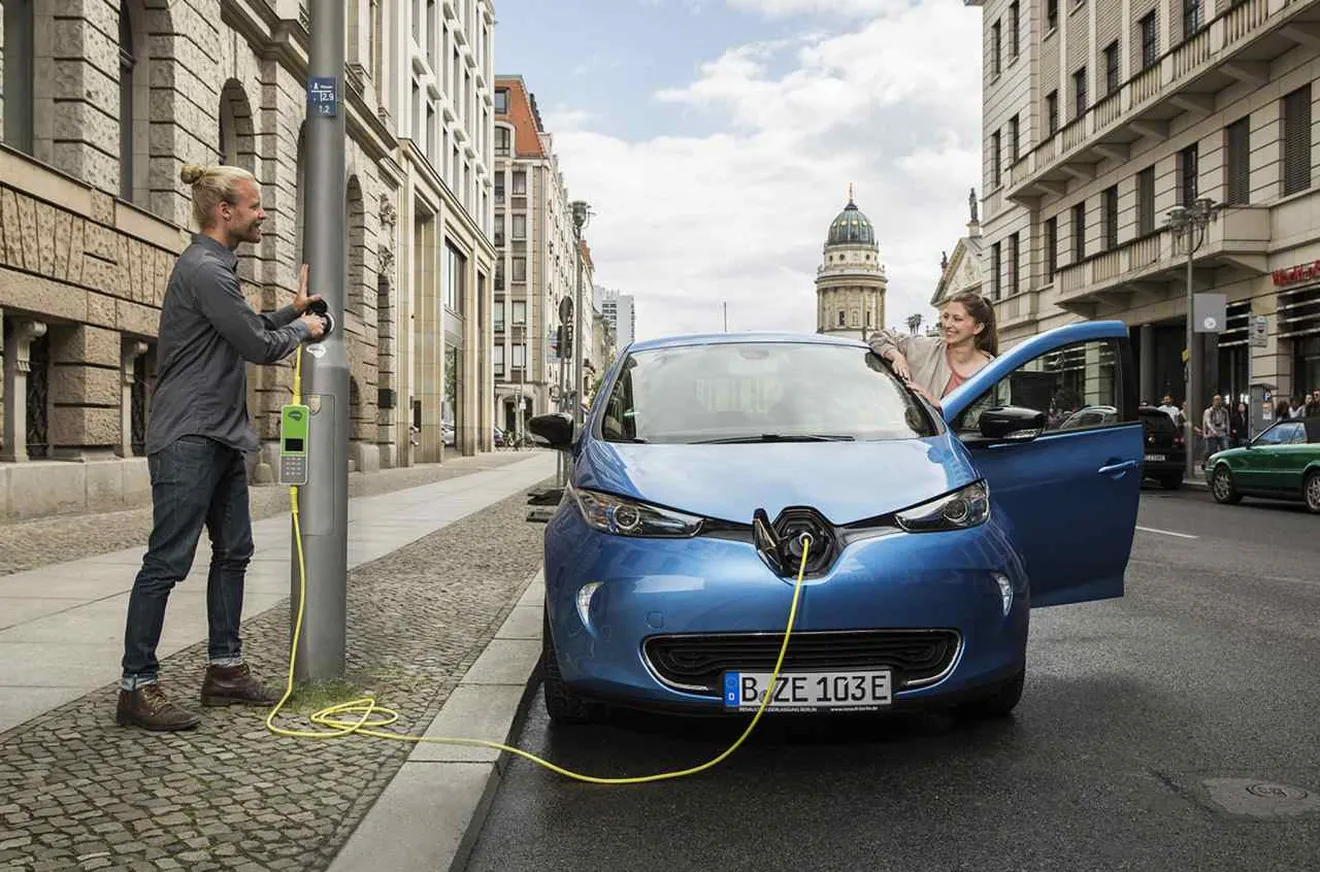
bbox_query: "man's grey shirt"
[145,234,312,455]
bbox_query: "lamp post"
[1165,196,1222,481]
[570,200,591,437]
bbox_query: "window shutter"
[1283,85,1312,196]
[1226,117,1250,205]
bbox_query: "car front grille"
[642,629,961,695]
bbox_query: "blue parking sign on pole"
[308,76,337,118]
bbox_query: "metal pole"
[293,0,348,682]
[573,241,584,436]
[1185,225,1202,482]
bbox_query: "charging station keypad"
[279,454,308,486]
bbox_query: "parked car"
[1137,405,1186,489]
[529,320,1144,725]
[1205,417,1320,512]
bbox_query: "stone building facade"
[816,192,888,341]
[491,75,594,435]
[0,0,495,521]
[971,0,1320,410]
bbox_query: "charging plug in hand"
[305,299,335,339]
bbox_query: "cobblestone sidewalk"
[0,479,552,872]
[0,449,543,576]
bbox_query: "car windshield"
[597,341,938,444]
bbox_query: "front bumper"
[541,503,1031,714]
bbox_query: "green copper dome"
[827,198,875,246]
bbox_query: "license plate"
[1145,454,1166,462]
[722,670,892,712]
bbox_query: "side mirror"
[528,412,575,450]
[977,406,1047,443]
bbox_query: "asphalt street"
[463,485,1320,872]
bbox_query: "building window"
[512,170,527,195]
[493,345,505,377]
[1045,0,1058,32]
[512,344,526,369]
[1072,202,1086,261]
[1140,12,1158,69]
[1102,185,1118,250]
[1137,165,1155,235]
[991,131,1002,186]
[991,20,1001,76]
[1282,84,1312,197]
[1073,67,1087,118]
[443,242,466,313]
[493,214,505,246]
[1007,233,1019,295]
[990,242,1002,299]
[494,176,505,202]
[1225,116,1251,205]
[511,213,527,239]
[1009,3,1020,58]
[512,300,527,324]
[1044,216,1058,283]
[1179,144,1199,204]
[3,0,34,153]
[1046,90,1058,135]
[119,3,137,201]
[1009,115,1019,162]
[511,257,526,282]
[495,126,511,156]
[1183,0,1202,38]
[494,300,505,331]
[1104,42,1119,95]
[494,87,508,114]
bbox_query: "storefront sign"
[1271,260,1320,286]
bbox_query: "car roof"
[626,331,868,353]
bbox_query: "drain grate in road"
[1202,778,1320,819]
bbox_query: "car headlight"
[895,481,990,532]
[567,482,704,537]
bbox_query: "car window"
[1254,421,1305,445]
[1140,410,1178,434]
[952,338,1130,436]
[598,342,938,444]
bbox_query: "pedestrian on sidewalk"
[117,163,328,732]
[1201,395,1231,464]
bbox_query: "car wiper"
[692,433,856,444]
[606,436,649,443]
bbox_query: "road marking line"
[1136,525,1199,540]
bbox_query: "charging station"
[279,404,311,486]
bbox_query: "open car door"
[940,320,1143,608]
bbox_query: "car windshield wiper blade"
[692,433,856,444]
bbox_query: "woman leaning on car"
[869,291,1000,412]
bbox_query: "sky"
[491,0,983,342]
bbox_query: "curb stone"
[324,569,545,872]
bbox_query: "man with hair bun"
[116,162,327,731]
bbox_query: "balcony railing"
[1007,0,1311,200]
[1054,205,1271,304]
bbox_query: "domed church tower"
[816,186,887,340]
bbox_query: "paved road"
[463,487,1320,872]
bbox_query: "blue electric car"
[529,320,1143,724]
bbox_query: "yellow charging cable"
[265,346,813,783]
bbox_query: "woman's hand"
[888,351,912,382]
[906,380,940,410]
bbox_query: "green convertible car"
[1205,417,1320,513]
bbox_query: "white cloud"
[727,0,912,19]
[543,0,983,342]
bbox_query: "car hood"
[574,437,977,526]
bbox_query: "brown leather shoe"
[116,683,201,731]
[200,663,283,707]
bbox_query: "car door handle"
[1098,459,1139,476]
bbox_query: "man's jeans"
[1204,434,1229,460]
[121,436,253,690]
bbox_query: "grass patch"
[286,678,365,714]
